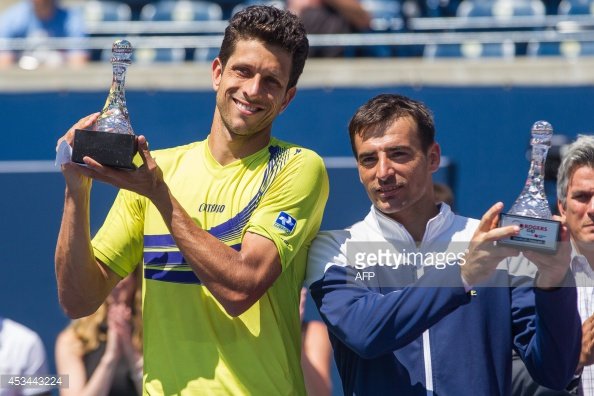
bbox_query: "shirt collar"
[370,203,454,246]
[571,239,594,277]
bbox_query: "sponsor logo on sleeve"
[274,211,297,234]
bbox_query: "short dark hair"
[348,94,435,157]
[218,6,309,90]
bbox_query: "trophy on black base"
[499,121,561,254]
[72,40,137,169]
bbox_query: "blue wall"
[1,85,593,390]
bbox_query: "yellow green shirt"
[92,137,329,395]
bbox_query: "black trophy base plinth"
[72,129,137,169]
[498,213,561,254]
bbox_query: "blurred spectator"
[288,0,371,57]
[0,0,88,69]
[0,317,51,396]
[300,287,333,396]
[55,269,142,396]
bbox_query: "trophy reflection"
[499,121,561,253]
[71,39,137,169]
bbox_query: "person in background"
[288,0,370,57]
[0,0,88,68]
[0,317,51,396]
[300,287,333,396]
[512,135,594,396]
[55,269,142,396]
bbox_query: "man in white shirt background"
[512,134,594,395]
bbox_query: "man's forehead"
[357,117,421,146]
[570,165,594,188]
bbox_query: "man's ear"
[557,199,567,221]
[428,143,441,172]
[212,57,223,91]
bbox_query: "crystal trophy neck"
[93,39,134,134]
[508,120,553,219]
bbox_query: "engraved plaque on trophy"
[71,40,137,169]
[499,121,561,253]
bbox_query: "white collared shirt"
[571,249,594,396]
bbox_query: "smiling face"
[355,116,440,224]
[559,165,594,253]
[211,39,296,141]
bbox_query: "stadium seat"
[528,40,594,58]
[193,47,220,63]
[424,40,516,59]
[457,0,545,19]
[357,0,403,57]
[558,0,594,15]
[84,1,133,22]
[230,0,285,16]
[140,0,224,22]
[361,0,403,32]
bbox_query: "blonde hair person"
[55,268,142,396]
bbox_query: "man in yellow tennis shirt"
[54,6,329,395]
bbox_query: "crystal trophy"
[499,121,561,253]
[71,40,137,169]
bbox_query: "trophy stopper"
[530,120,553,148]
[508,120,553,219]
[112,39,133,65]
[499,120,560,253]
[71,39,137,169]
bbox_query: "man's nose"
[376,156,394,180]
[244,75,263,97]
[588,196,594,215]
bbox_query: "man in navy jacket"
[306,93,581,395]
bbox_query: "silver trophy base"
[72,129,137,169]
[498,213,560,254]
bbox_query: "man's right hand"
[56,113,99,191]
[460,202,521,286]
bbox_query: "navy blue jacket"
[307,205,580,395]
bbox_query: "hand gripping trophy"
[71,39,137,169]
[499,121,561,253]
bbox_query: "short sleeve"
[246,148,329,270]
[92,189,146,278]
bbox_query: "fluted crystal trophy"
[499,121,561,253]
[71,40,137,169]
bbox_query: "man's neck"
[208,114,271,166]
[387,201,441,243]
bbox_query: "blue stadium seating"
[424,40,516,59]
[558,0,594,15]
[84,1,133,22]
[528,40,594,57]
[457,0,545,18]
[140,0,224,22]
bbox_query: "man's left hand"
[522,215,571,289]
[77,135,167,202]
